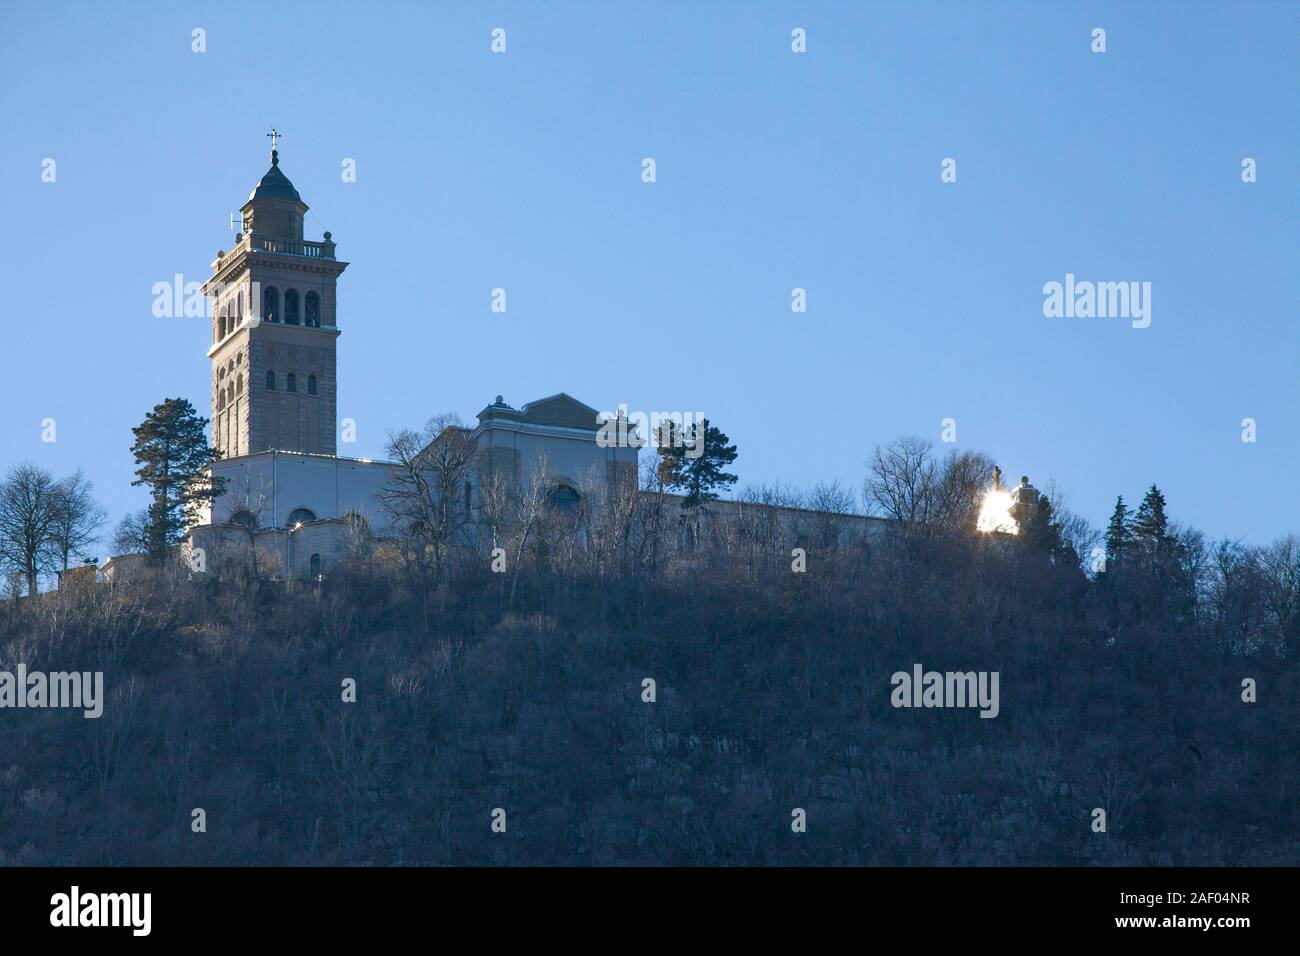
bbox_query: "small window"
[263,286,279,323]
[307,374,317,395]
[309,553,322,579]
[288,507,317,525]
[284,289,300,325]
[305,292,321,328]
[265,370,276,390]
[287,373,297,393]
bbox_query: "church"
[185,147,639,578]
[169,145,882,582]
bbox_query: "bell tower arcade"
[202,141,348,459]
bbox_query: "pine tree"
[129,398,227,560]
[657,417,739,510]
[1132,484,1170,552]
[1104,495,1131,566]
[1022,495,1065,558]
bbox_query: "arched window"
[305,292,320,328]
[284,289,300,325]
[307,374,317,395]
[547,485,580,514]
[287,373,297,393]
[236,375,243,396]
[464,480,472,514]
[219,307,228,339]
[262,286,279,323]
[265,370,276,390]
[218,390,226,411]
[288,507,317,525]
[309,553,322,579]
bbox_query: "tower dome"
[248,149,302,202]
[241,146,308,241]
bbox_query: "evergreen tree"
[1133,484,1170,552]
[1104,495,1131,565]
[657,417,739,509]
[1022,494,1063,557]
[129,398,226,560]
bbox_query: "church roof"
[248,150,302,202]
[477,393,602,431]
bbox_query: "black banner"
[0,866,1284,941]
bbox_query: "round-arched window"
[288,507,317,525]
[305,291,321,328]
[547,485,580,513]
[284,289,300,325]
[263,286,279,323]
[307,374,317,395]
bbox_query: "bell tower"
[202,139,348,459]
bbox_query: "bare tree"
[113,509,151,556]
[0,462,62,595]
[864,437,938,525]
[732,482,804,570]
[808,479,856,515]
[1258,535,1300,658]
[636,452,672,572]
[379,413,479,579]
[45,469,107,572]
[507,454,553,609]
[808,479,857,550]
[932,449,996,534]
[220,470,279,579]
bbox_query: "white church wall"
[476,423,637,501]
[211,451,396,532]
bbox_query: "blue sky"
[1,0,1297,548]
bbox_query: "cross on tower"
[266,127,282,152]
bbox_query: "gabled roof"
[476,393,602,431]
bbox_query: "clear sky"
[1,0,1296,549]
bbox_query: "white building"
[186,149,638,577]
